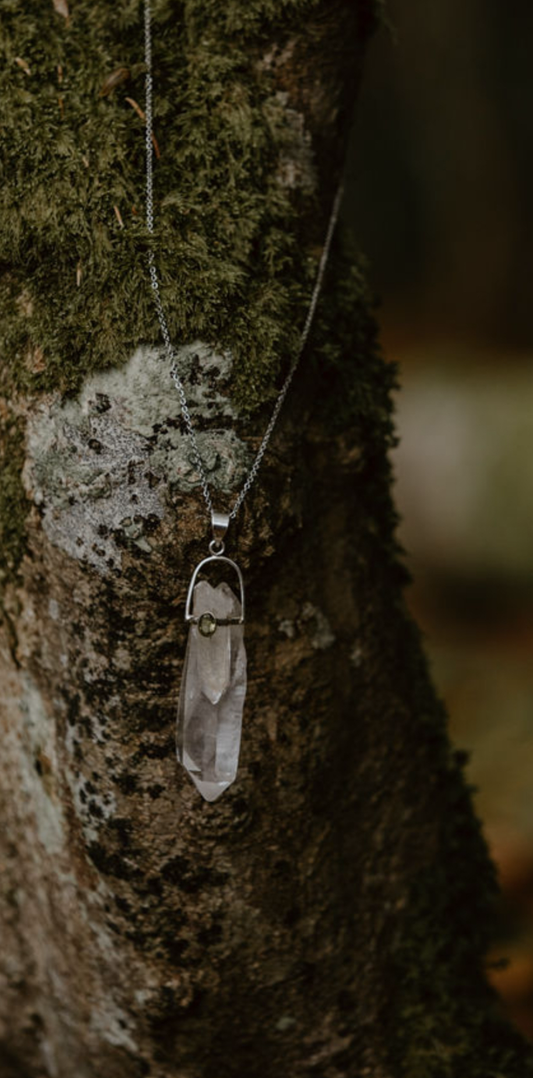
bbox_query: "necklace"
[143,0,343,801]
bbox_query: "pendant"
[176,513,247,802]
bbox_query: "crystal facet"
[177,579,247,802]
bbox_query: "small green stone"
[198,612,217,637]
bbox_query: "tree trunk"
[0,2,532,1077]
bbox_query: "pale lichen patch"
[350,643,364,668]
[18,675,66,855]
[275,93,316,193]
[277,617,296,639]
[23,343,251,574]
[69,770,117,846]
[48,597,60,621]
[276,1014,297,1032]
[300,602,335,650]
[89,1000,139,1055]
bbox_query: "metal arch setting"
[185,555,245,624]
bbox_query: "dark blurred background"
[346,0,533,1039]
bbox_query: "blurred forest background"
[346,0,533,1039]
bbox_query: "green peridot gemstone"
[198,612,217,637]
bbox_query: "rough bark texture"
[1,2,533,1077]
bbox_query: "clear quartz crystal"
[177,579,247,802]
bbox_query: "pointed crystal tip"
[191,775,233,802]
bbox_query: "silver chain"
[144,0,343,523]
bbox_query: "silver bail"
[211,511,230,545]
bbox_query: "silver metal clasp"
[210,511,230,555]
[211,511,229,544]
[185,555,245,625]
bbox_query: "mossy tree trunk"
[0,2,532,1077]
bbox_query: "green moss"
[0,0,382,586]
[313,241,397,432]
[0,415,31,588]
[0,0,376,414]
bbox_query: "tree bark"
[1,2,532,1077]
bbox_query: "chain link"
[144,0,342,525]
